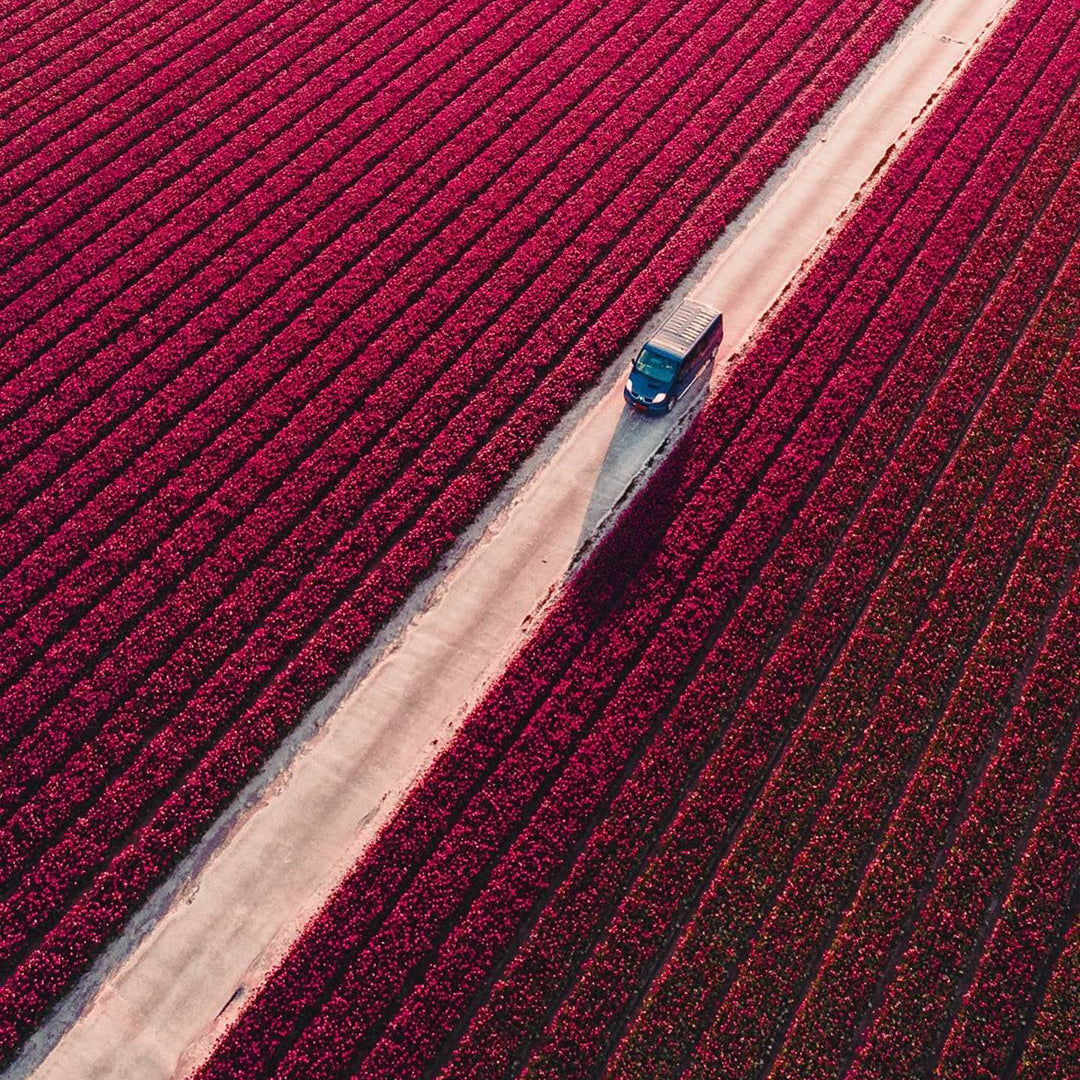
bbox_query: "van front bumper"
[624,389,667,414]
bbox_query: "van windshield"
[634,345,678,381]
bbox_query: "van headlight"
[652,392,667,404]
[625,377,633,392]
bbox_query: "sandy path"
[14,0,1013,1075]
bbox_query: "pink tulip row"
[847,566,1080,1080]
[0,0,928,1059]
[186,2,1077,1077]
[5,0,422,133]
[1015,923,1080,1080]
[608,45,1080,1080]
[0,0,234,115]
[0,0,348,225]
[932,683,1080,1079]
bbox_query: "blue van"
[624,300,723,414]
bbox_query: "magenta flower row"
[189,1,1078,1077]
[536,63,1080,1080]
[0,0,932,1061]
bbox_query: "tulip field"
[187,0,1078,1074]
[2,0,1078,1068]
[0,0,956,1057]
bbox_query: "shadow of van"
[574,352,717,552]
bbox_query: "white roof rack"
[647,299,722,361]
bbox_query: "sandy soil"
[13,0,1014,1075]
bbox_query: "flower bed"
[932,686,1080,1080]
[0,0,936,1060]
[848,572,1079,1080]
[1015,923,1080,1080]
[184,1,1080,1077]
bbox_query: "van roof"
[646,300,722,361]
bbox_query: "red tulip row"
[846,565,1080,1080]
[752,454,1079,1080]
[0,0,181,91]
[185,3,1077,1076]
[0,0,692,590]
[0,0,928,1058]
[0,0,845,831]
[606,71,1080,1080]
[0,0,236,117]
[189,415,730,1080]
[1,0,409,139]
[931,693,1080,1079]
[0,0,446,218]
[0,0,348,218]
[1015,923,1080,1080]
[440,54,1078,1080]
[523,80,1080,1080]
[0,0,908,839]
[0,0,664,715]
[1,0,343,155]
